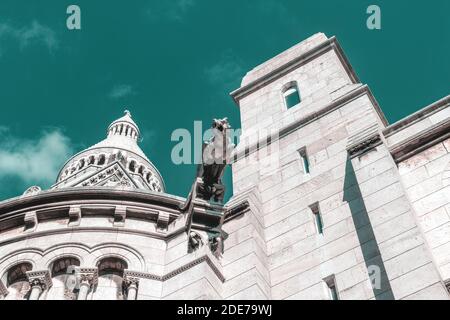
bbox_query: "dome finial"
[124,109,131,117]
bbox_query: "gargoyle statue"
[180,118,235,257]
[188,231,204,253]
[196,118,235,203]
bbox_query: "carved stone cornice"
[388,118,450,163]
[78,267,98,287]
[347,134,382,158]
[347,124,383,159]
[121,255,225,283]
[26,270,52,291]
[224,200,250,222]
[0,280,8,297]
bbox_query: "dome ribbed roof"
[53,110,165,193]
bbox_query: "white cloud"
[0,20,58,52]
[108,84,136,99]
[204,50,244,90]
[146,0,196,22]
[0,130,73,188]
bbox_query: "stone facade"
[0,33,449,300]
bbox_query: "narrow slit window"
[299,148,310,174]
[311,203,323,235]
[283,82,301,109]
[324,276,339,300]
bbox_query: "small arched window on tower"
[282,81,301,109]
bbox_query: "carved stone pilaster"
[24,211,38,232]
[114,205,127,227]
[0,281,8,298]
[26,270,52,291]
[68,205,81,226]
[156,211,170,231]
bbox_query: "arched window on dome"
[129,161,136,173]
[108,153,116,164]
[4,262,32,300]
[49,257,80,300]
[78,159,85,170]
[282,81,301,109]
[88,155,95,165]
[94,257,128,300]
[146,172,152,183]
[138,166,145,176]
[97,155,106,166]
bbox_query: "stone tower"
[225,33,450,299]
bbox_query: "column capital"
[123,270,140,288]
[26,270,52,291]
[78,267,98,287]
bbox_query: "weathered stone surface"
[0,33,449,300]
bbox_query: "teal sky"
[0,0,449,201]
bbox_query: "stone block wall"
[228,33,450,300]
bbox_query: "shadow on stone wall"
[343,156,395,300]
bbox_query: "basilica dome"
[52,110,165,192]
